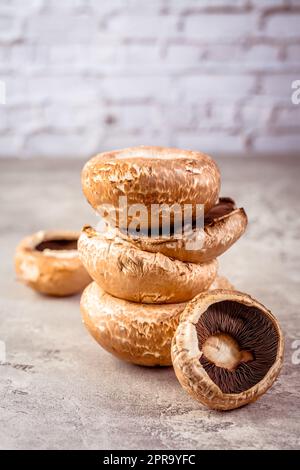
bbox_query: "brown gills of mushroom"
[196,300,279,394]
[204,197,236,225]
[35,239,78,251]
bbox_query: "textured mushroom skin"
[78,226,218,304]
[81,282,185,366]
[117,198,248,263]
[171,290,284,410]
[80,277,233,367]
[15,231,91,297]
[81,146,221,226]
[209,276,234,290]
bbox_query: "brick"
[0,0,42,11]
[172,100,236,131]
[124,0,168,13]
[49,44,118,68]
[200,102,237,129]
[250,0,286,9]
[0,46,9,72]
[178,74,254,102]
[118,43,161,66]
[176,131,245,155]
[183,14,257,40]
[100,76,173,102]
[201,44,281,71]
[0,132,23,157]
[0,14,23,43]
[265,14,300,38]
[42,0,88,13]
[0,45,8,60]
[106,14,179,38]
[100,130,170,152]
[7,105,45,132]
[8,45,38,73]
[262,74,297,99]
[203,44,244,62]
[164,104,199,129]
[253,134,300,154]
[165,44,201,65]
[0,1,300,158]
[240,100,272,129]
[44,103,103,129]
[0,106,8,131]
[0,80,6,104]
[26,76,100,104]
[8,44,51,70]
[274,106,300,128]
[24,129,102,158]
[170,0,250,13]
[25,13,99,44]
[244,44,279,66]
[1,76,28,105]
[99,133,145,151]
[89,0,168,15]
[286,44,300,63]
[48,45,85,65]
[103,104,162,130]
[88,0,125,15]
[88,44,120,66]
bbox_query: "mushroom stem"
[202,333,254,371]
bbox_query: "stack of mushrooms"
[79,146,284,411]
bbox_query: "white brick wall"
[0,0,300,158]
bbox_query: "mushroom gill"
[204,197,236,225]
[122,197,237,239]
[196,300,279,394]
[35,239,78,251]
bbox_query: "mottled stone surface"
[0,157,299,450]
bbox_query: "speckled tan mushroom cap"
[78,225,218,304]
[80,277,234,367]
[81,282,185,366]
[172,290,284,410]
[81,146,221,227]
[117,197,248,263]
[15,230,91,297]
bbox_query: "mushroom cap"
[15,230,91,297]
[172,290,284,410]
[209,276,234,290]
[117,197,248,263]
[80,282,185,366]
[80,276,233,367]
[78,225,218,304]
[81,146,221,227]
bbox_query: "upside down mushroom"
[117,197,247,264]
[80,277,233,367]
[15,230,91,297]
[172,290,284,410]
[78,225,218,304]
[81,146,221,228]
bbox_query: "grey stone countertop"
[0,156,299,450]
